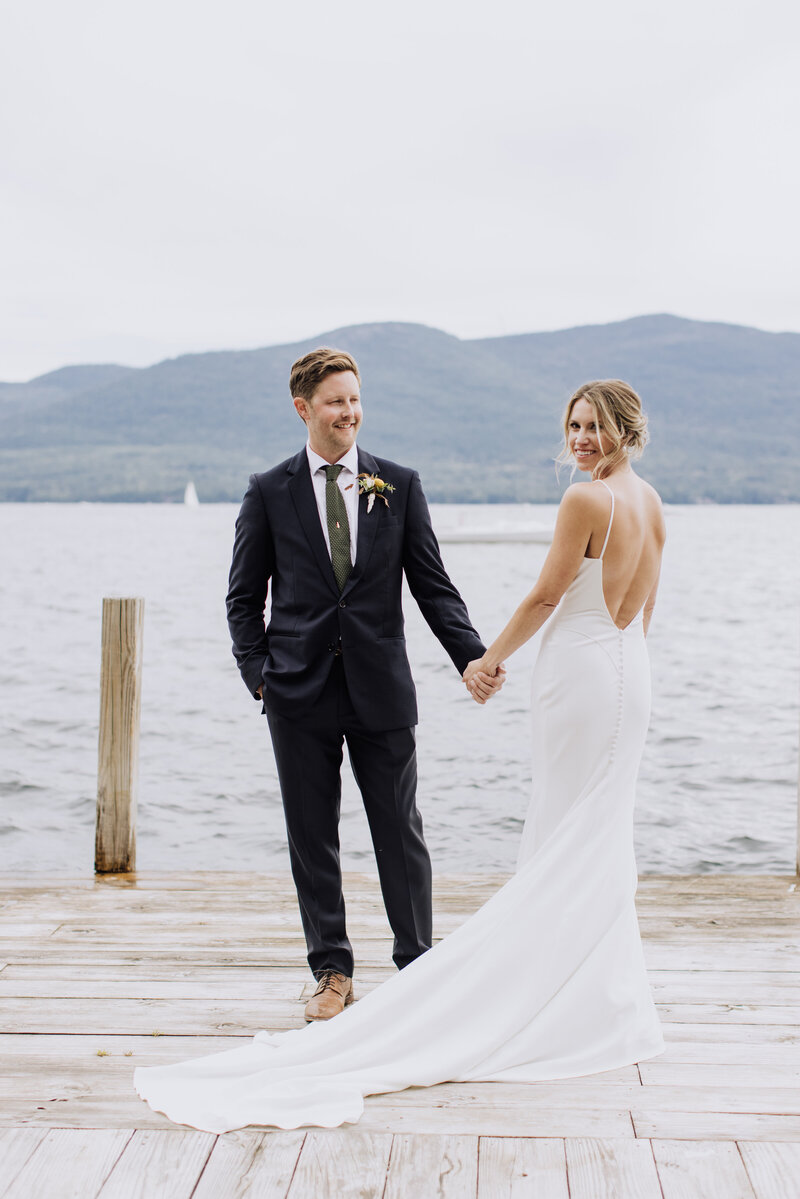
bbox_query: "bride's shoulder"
[560,481,609,513]
[555,482,609,535]
[637,476,662,501]
[636,478,667,540]
[637,476,664,513]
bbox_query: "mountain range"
[1,314,797,503]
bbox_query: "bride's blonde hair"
[557,380,648,480]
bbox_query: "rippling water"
[0,503,797,875]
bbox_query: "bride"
[135,378,666,1132]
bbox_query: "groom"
[226,347,503,1021]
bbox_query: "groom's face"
[294,370,363,463]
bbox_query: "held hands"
[462,659,506,705]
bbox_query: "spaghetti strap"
[597,480,615,560]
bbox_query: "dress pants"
[265,658,433,977]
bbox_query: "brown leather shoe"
[304,970,354,1022]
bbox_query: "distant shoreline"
[1,498,798,507]
[2,316,798,505]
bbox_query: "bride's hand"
[463,660,507,705]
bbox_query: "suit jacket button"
[328,643,335,652]
[339,600,346,608]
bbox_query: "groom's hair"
[290,347,361,402]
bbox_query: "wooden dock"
[1,871,799,1197]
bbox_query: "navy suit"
[227,447,485,975]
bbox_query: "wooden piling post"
[95,597,144,873]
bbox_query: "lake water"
[0,503,798,875]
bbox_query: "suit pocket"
[381,517,401,529]
[268,630,301,639]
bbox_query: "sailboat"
[183,481,200,507]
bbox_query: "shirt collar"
[306,442,359,477]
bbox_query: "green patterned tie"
[324,464,352,591]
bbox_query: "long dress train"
[134,485,664,1131]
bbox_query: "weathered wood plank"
[365,1081,800,1117]
[659,1023,800,1046]
[383,1134,478,1197]
[0,946,389,967]
[355,1104,635,1138]
[0,997,298,1035]
[0,924,61,939]
[3,1067,648,1118]
[650,974,800,1004]
[645,947,800,971]
[652,1139,756,1198]
[738,1142,800,1199]
[637,925,796,941]
[0,1098,183,1129]
[0,1033,247,1058]
[1,870,792,893]
[636,897,799,911]
[0,1063,640,1106]
[633,1113,800,1141]
[636,877,796,896]
[95,596,144,874]
[0,978,309,1000]
[565,1138,662,1198]
[0,1095,636,1137]
[477,1137,568,1198]
[44,928,311,945]
[641,1063,800,1088]
[656,1004,800,1026]
[192,1130,306,1199]
[1,911,371,929]
[0,1128,49,1194]
[287,1130,392,1198]
[656,1040,800,1065]
[0,963,367,984]
[3,1128,133,1199]
[98,1128,215,1197]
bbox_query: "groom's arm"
[226,475,275,699]
[402,471,487,676]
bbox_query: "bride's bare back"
[473,466,666,676]
[585,474,666,632]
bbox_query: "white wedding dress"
[135,484,664,1132]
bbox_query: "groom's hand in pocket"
[463,661,506,705]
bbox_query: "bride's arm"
[465,485,596,683]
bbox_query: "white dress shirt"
[305,442,360,565]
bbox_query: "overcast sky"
[1,0,798,380]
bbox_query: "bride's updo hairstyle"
[559,380,648,480]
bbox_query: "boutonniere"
[355,472,395,513]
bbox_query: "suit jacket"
[226,447,485,731]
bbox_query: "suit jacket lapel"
[341,449,380,598]
[287,450,339,597]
